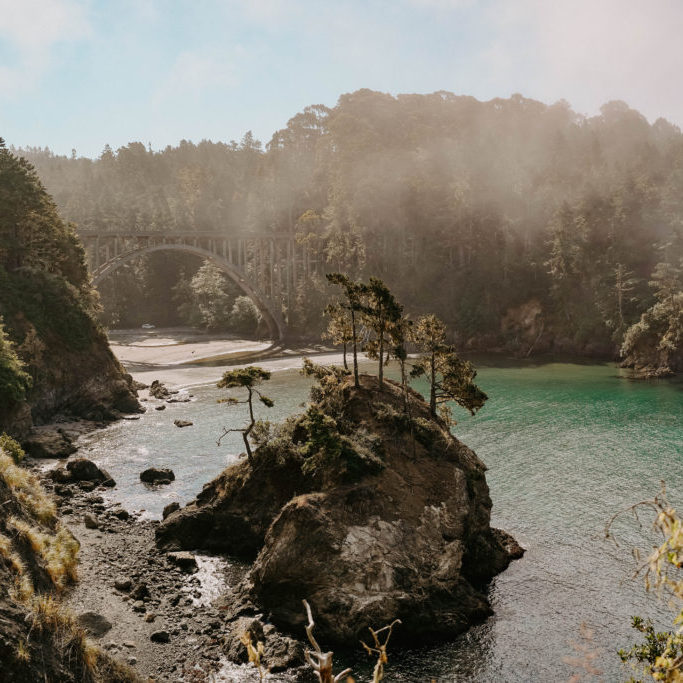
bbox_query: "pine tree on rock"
[410,314,488,423]
[326,273,366,387]
[361,277,403,387]
[216,366,274,465]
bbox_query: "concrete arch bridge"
[79,231,321,341]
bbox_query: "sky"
[1,0,682,158]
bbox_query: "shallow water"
[78,357,682,681]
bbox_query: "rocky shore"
[32,455,310,682]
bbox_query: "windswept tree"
[326,273,365,387]
[322,302,353,371]
[217,366,274,464]
[361,277,403,387]
[410,314,488,422]
[390,314,412,409]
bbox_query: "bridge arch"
[91,243,285,341]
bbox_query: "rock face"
[22,428,77,458]
[158,374,523,646]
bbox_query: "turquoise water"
[78,358,682,681]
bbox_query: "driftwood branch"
[360,619,402,683]
[302,600,352,683]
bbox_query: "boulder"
[22,429,76,459]
[140,468,175,485]
[66,458,115,486]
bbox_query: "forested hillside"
[18,91,683,366]
[0,141,138,436]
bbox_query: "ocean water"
[77,357,682,682]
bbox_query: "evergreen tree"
[326,273,365,387]
[216,366,274,465]
[410,314,488,422]
[361,277,403,387]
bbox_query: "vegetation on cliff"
[0,140,138,436]
[620,260,683,377]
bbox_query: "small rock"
[144,613,156,623]
[130,583,150,600]
[140,468,175,484]
[127,657,137,666]
[149,380,170,399]
[78,481,97,492]
[112,508,130,520]
[132,601,145,612]
[114,578,132,592]
[155,405,166,411]
[166,551,197,573]
[77,611,112,638]
[150,630,170,643]
[173,420,193,428]
[123,641,136,649]
[83,513,99,529]
[48,467,73,483]
[54,485,73,497]
[162,502,180,519]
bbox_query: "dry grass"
[8,516,79,590]
[0,452,57,524]
[0,447,138,681]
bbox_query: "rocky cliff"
[158,370,522,647]
[0,144,139,439]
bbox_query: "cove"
[76,357,682,681]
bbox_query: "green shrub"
[0,317,31,412]
[0,433,25,463]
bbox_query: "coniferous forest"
[16,91,682,371]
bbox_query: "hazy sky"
[1,0,681,158]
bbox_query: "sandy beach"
[108,327,342,388]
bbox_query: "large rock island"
[158,366,523,648]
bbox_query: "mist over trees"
[16,90,683,360]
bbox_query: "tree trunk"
[378,313,384,387]
[429,352,436,416]
[351,309,359,387]
[342,342,348,370]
